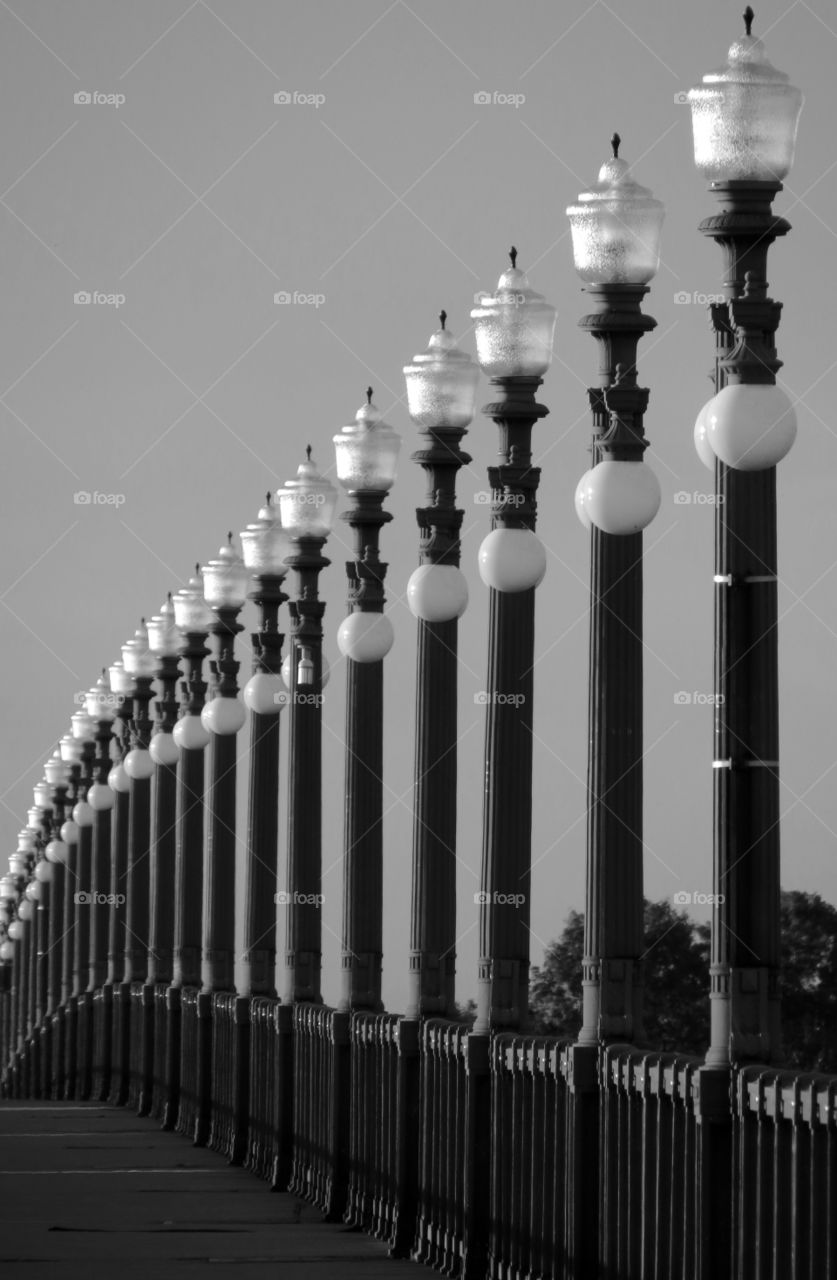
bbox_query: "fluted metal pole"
[576,287,655,1047]
[80,717,113,1099]
[474,376,548,1034]
[104,707,130,1104]
[119,675,153,1106]
[338,490,392,1013]
[66,742,95,1098]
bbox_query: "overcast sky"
[0,0,833,1011]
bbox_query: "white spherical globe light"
[336,612,395,663]
[585,460,661,535]
[46,839,69,864]
[108,763,131,794]
[73,800,94,828]
[19,897,34,918]
[0,939,14,959]
[59,820,79,844]
[149,733,180,766]
[574,470,593,530]
[7,921,22,941]
[694,401,716,471]
[243,672,288,715]
[34,860,53,883]
[705,383,797,471]
[26,880,42,901]
[478,528,547,593]
[281,651,331,690]
[201,697,247,736]
[173,714,211,750]
[406,564,469,622]
[124,749,154,781]
[88,782,115,811]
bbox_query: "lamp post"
[687,14,802,1278]
[141,597,181,1118]
[566,136,664,1047]
[688,3,802,1072]
[277,451,337,1006]
[196,535,249,1149]
[403,313,477,1020]
[103,660,132,1104]
[333,390,400,1013]
[119,621,157,1107]
[66,711,96,1099]
[54,736,81,1097]
[166,568,212,1133]
[43,768,70,1096]
[470,250,556,1035]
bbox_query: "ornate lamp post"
[140,597,181,1117]
[165,568,212,1132]
[403,312,477,1020]
[686,14,802,1278]
[103,659,132,1103]
[65,710,96,1098]
[196,535,249,1148]
[276,452,337,1007]
[333,390,400,1013]
[119,621,157,1107]
[43,767,70,1091]
[566,136,664,1047]
[470,250,556,1035]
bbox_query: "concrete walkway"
[0,1101,421,1280]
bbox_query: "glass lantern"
[240,494,292,577]
[43,752,66,787]
[122,619,157,679]
[173,566,214,634]
[108,660,133,697]
[566,135,665,284]
[147,594,181,658]
[70,709,96,742]
[276,449,338,540]
[404,311,479,430]
[202,535,249,610]
[85,670,116,723]
[333,389,401,492]
[470,248,556,378]
[688,10,803,182]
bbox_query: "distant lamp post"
[402,311,477,1020]
[333,390,400,1012]
[687,8,803,1070]
[276,449,337,1006]
[566,134,664,1047]
[470,250,555,1033]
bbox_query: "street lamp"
[403,313,477,1020]
[687,8,802,1071]
[333,390,400,1013]
[565,136,664,1047]
[66,708,95,1099]
[196,534,248,1148]
[470,250,555,1034]
[276,449,337,1007]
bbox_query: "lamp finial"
[305,444,312,461]
[611,131,621,159]
[366,386,373,404]
[439,309,447,330]
[509,245,517,269]
[743,6,754,35]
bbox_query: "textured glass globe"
[147,596,181,658]
[334,394,401,492]
[201,698,247,736]
[404,318,479,429]
[173,715,211,751]
[0,875,16,899]
[34,860,53,883]
[107,763,131,793]
[406,564,469,622]
[337,612,395,662]
[33,780,52,808]
[27,806,43,831]
[44,752,67,786]
[243,672,288,715]
[277,454,338,539]
[149,733,180,766]
[478,528,547,592]
[688,27,803,181]
[122,620,157,678]
[70,710,96,741]
[8,920,23,939]
[85,671,116,722]
[202,536,249,609]
[694,401,717,470]
[60,820,79,844]
[705,383,796,471]
[46,838,70,864]
[471,255,556,377]
[585,460,661,534]
[108,661,133,696]
[0,939,14,958]
[8,855,27,877]
[124,749,154,780]
[17,830,36,853]
[173,569,213,633]
[574,470,594,530]
[88,782,115,811]
[240,496,291,576]
[73,800,94,828]
[18,898,34,919]
[566,145,664,284]
[281,651,330,691]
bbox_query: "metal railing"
[290,1002,350,1219]
[346,1010,400,1237]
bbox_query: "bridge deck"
[0,1100,419,1280]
